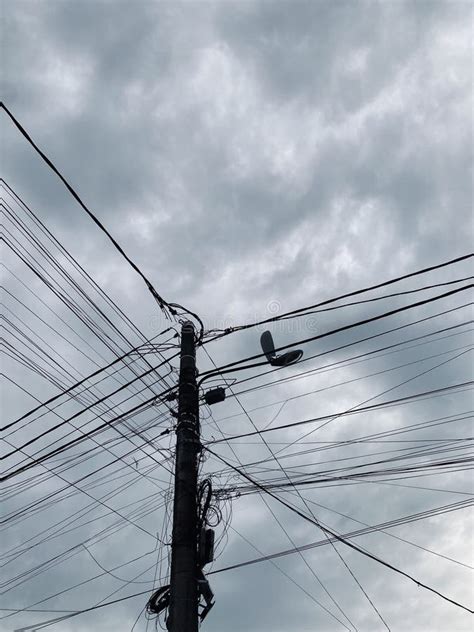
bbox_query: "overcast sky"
[1,1,473,632]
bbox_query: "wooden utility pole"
[167,321,200,632]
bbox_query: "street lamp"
[202,330,303,405]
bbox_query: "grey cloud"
[1,1,473,631]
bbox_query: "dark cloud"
[1,1,472,631]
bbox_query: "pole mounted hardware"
[197,569,215,622]
[204,386,226,406]
[260,330,303,366]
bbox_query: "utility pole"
[167,321,200,632]
[159,327,299,629]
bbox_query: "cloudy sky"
[1,1,473,632]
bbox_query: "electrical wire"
[0,107,203,329]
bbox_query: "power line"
[0,104,203,328]
[1,329,174,433]
[206,381,474,444]
[222,310,473,399]
[204,447,473,615]
[201,348,357,630]
[14,496,473,630]
[209,499,473,573]
[2,187,180,408]
[199,283,473,375]
[2,353,177,468]
[204,253,473,340]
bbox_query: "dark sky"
[1,2,473,631]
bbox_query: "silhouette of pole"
[167,321,200,631]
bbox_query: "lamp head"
[260,330,303,367]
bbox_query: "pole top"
[181,320,195,330]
